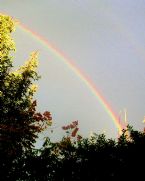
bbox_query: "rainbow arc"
[16,22,123,135]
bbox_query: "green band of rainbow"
[17,22,123,135]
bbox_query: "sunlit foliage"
[0,14,52,180]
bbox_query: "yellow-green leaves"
[18,51,39,73]
[0,14,15,57]
[0,14,15,33]
[0,14,51,154]
[29,84,38,93]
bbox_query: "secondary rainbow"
[17,22,123,135]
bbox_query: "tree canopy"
[0,14,52,180]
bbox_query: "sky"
[0,0,145,140]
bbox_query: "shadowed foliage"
[19,126,145,181]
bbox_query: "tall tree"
[0,14,52,180]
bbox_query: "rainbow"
[16,22,123,135]
[1,12,123,134]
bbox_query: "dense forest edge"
[0,14,145,181]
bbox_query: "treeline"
[1,126,145,180]
[0,14,145,181]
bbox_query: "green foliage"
[0,14,52,180]
[0,14,15,57]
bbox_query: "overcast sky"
[1,0,145,139]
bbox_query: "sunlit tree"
[0,14,52,180]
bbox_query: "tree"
[0,14,52,180]
[33,126,145,180]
